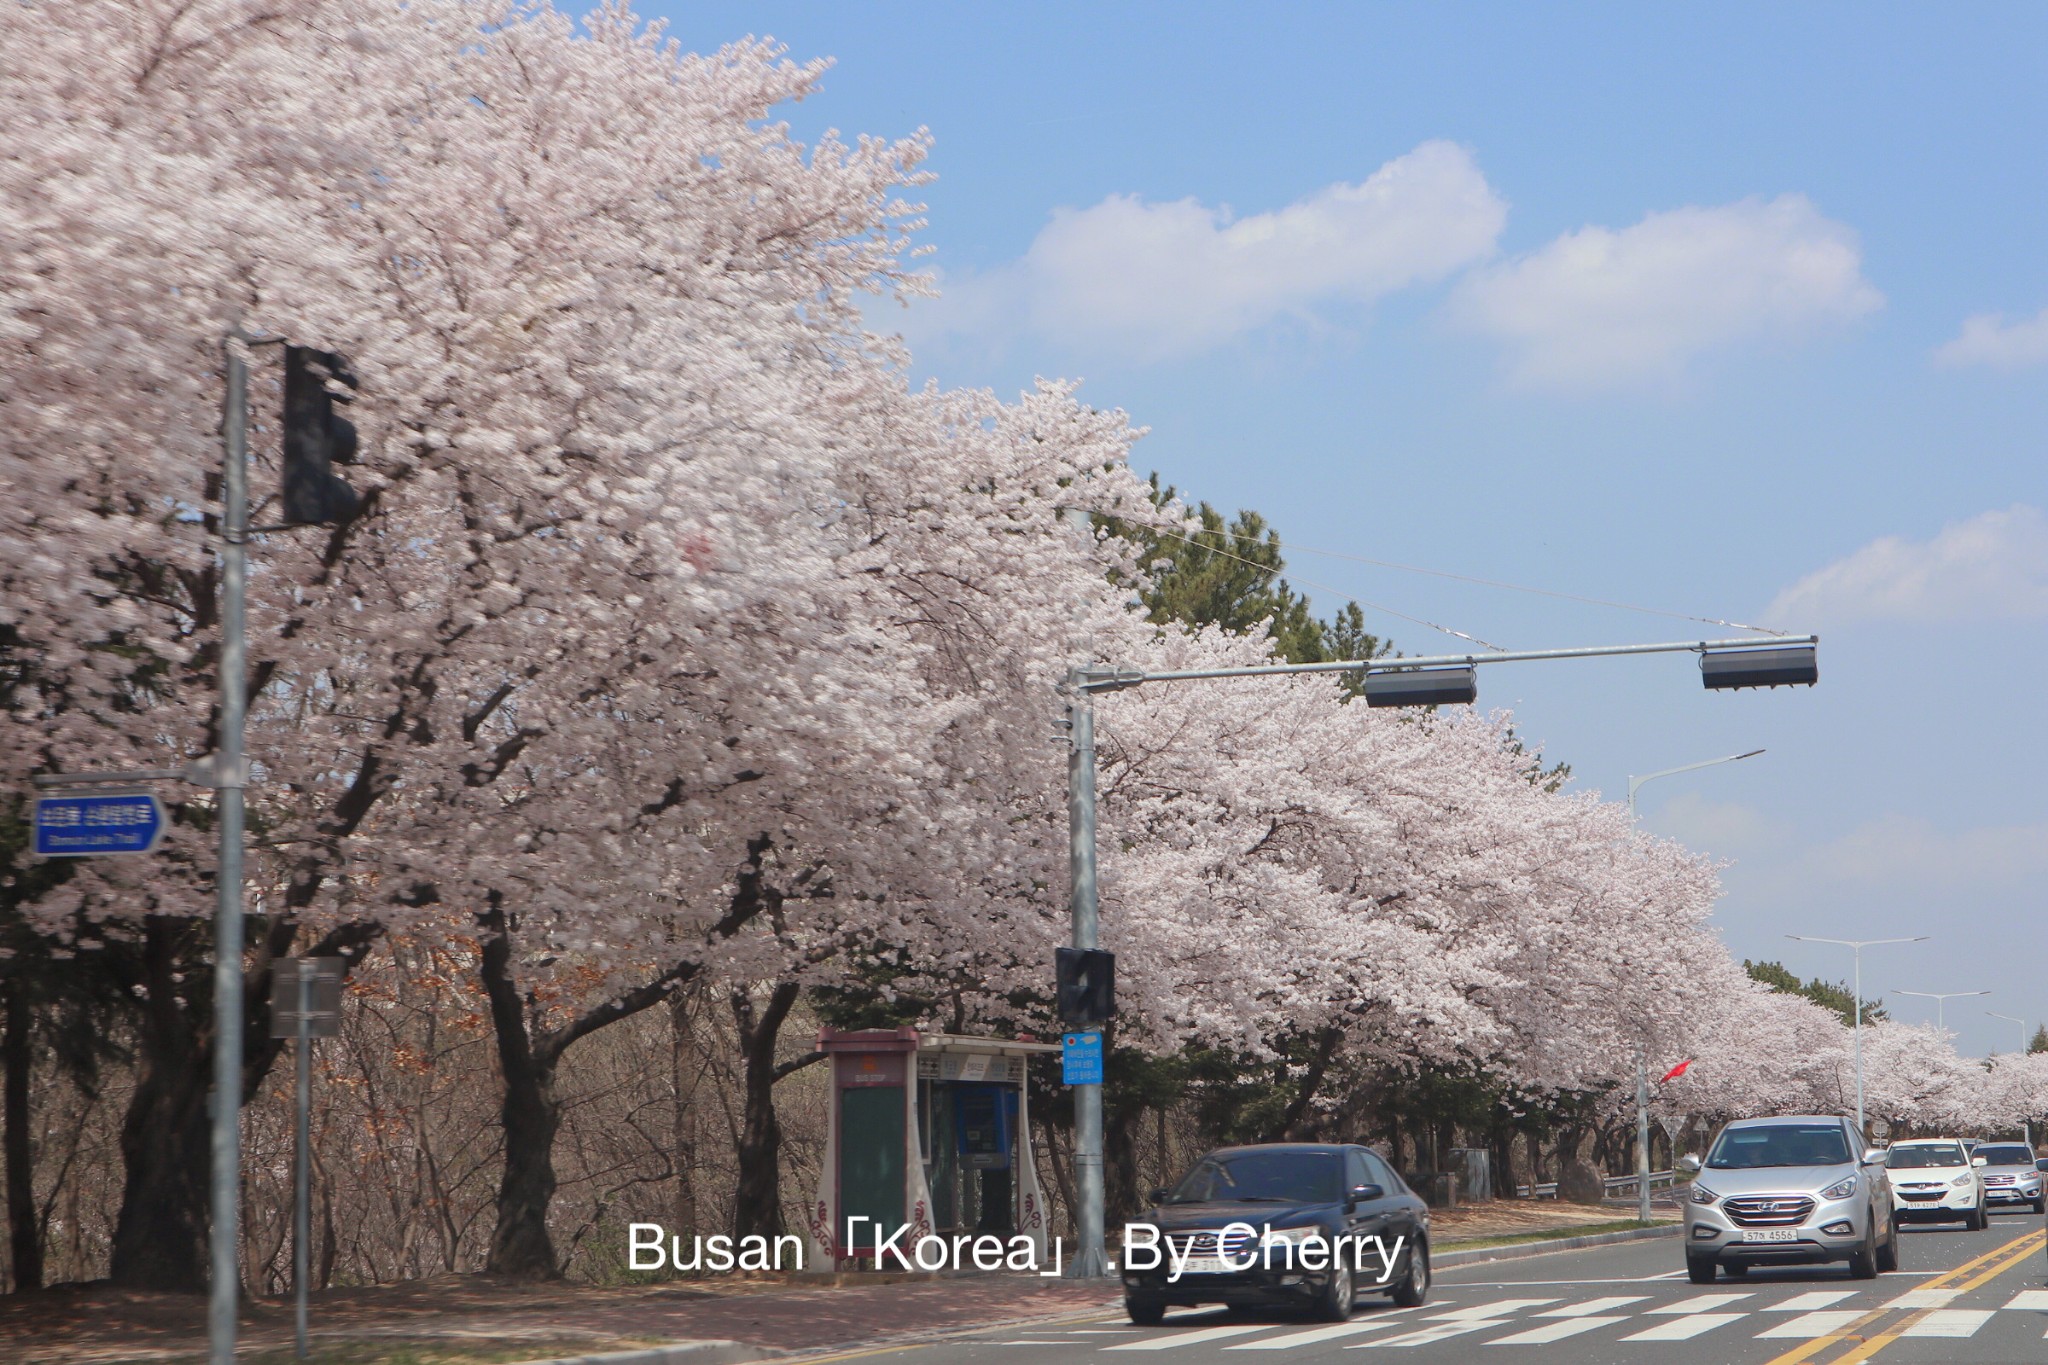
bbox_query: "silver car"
[1974,1141,2046,1214]
[1679,1115,1897,1284]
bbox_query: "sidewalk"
[0,1202,1673,1364]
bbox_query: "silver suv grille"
[1723,1195,1815,1226]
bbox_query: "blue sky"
[645,2,2048,1061]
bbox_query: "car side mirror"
[1972,1155,1987,1167]
[1149,1187,1170,1203]
[1677,1155,1702,1175]
[1346,1182,1383,1209]
[1862,1148,1885,1165]
[2035,1158,2048,1173]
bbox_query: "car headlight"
[1260,1226,1323,1247]
[1951,1173,1974,1188]
[1821,1174,1858,1200]
[1689,1184,1721,1206]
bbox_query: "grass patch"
[1439,1219,1677,1251]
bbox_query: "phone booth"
[805,1028,1058,1270]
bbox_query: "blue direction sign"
[1062,1031,1104,1086]
[34,793,167,857]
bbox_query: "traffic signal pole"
[211,333,252,1365]
[1060,635,1815,1278]
[1064,672,1108,1279]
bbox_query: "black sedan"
[1119,1142,1431,1324]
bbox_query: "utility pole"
[1064,669,1108,1279]
[1788,935,1926,1136]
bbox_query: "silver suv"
[1974,1141,2046,1214]
[1679,1115,1897,1284]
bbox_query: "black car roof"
[1205,1143,1355,1158]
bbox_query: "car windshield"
[1707,1123,1851,1169]
[1886,1144,1966,1169]
[1976,1145,2033,1166]
[1166,1151,1343,1205]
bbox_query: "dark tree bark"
[5,974,44,1292]
[107,919,210,1292]
[478,835,778,1277]
[1275,1027,1342,1141]
[729,980,803,1241]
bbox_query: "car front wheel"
[1686,1253,1717,1284]
[1314,1257,1356,1322]
[1125,1296,1165,1326]
[1965,1203,1987,1231]
[1848,1223,1879,1279]
[1390,1238,1431,1308]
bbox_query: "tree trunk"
[108,921,211,1293]
[730,980,800,1241]
[480,915,562,1279]
[670,986,702,1243]
[4,976,42,1291]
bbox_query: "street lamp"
[1624,748,1764,1222]
[1787,935,1929,1136]
[1626,749,1766,820]
[1893,989,1989,1034]
[1987,1012,2035,1150]
[1058,634,1817,1276]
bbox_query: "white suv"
[1885,1138,1986,1229]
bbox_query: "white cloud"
[1781,814,2048,891]
[1935,305,2048,370]
[909,141,1505,360]
[1449,194,1882,389]
[1765,505,2048,628]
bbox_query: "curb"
[1435,1222,1681,1268]
[510,1344,775,1365]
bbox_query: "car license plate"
[1741,1229,1799,1243]
[1178,1256,1230,1274]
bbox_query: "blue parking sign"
[1062,1031,1104,1086]
[33,793,166,857]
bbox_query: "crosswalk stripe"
[1766,1291,1857,1312]
[1484,1315,1626,1345]
[1901,1309,1994,1337]
[1886,1287,1961,1309]
[2003,1289,2048,1310]
[1104,1325,1269,1350]
[1423,1297,1559,1320]
[1534,1296,1647,1317]
[1648,1292,1752,1314]
[1360,1321,1502,1348]
[1223,1322,1397,1349]
[1620,1312,1747,1341]
[1755,1309,1864,1338]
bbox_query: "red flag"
[1658,1059,1693,1084]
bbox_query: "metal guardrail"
[1516,1170,1678,1199]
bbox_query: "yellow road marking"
[1757,1226,2045,1365]
[1826,1228,2045,1364]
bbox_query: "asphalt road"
[799,1212,2048,1365]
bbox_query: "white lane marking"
[2003,1289,2048,1310]
[1484,1315,1627,1345]
[1886,1287,1962,1309]
[990,1342,1067,1346]
[1901,1309,1993,1337]
[1422,1298,1560,1321]
[1535,1296,1648,1317]
[1620,1312,1748,1341]
[1765,1291,1858,1312]
[1756,1310,1864,1338]
[1648,1292,1753,1314]
[1357,1321,1501,1348]
[1104,1324,1269,1350]
[1224,1322,1400,1349]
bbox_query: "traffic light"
[1701,646,1818,691]
[1056,947,1115,1024]
[1364,666,1478,708]
[281,346,361,526]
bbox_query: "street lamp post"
[1786,935,1929,1136]
[1058,635,1817,1276]
[1625,749,1764,1222]
[1987,1012,2035,1150]
[1893,989,1989,1034]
